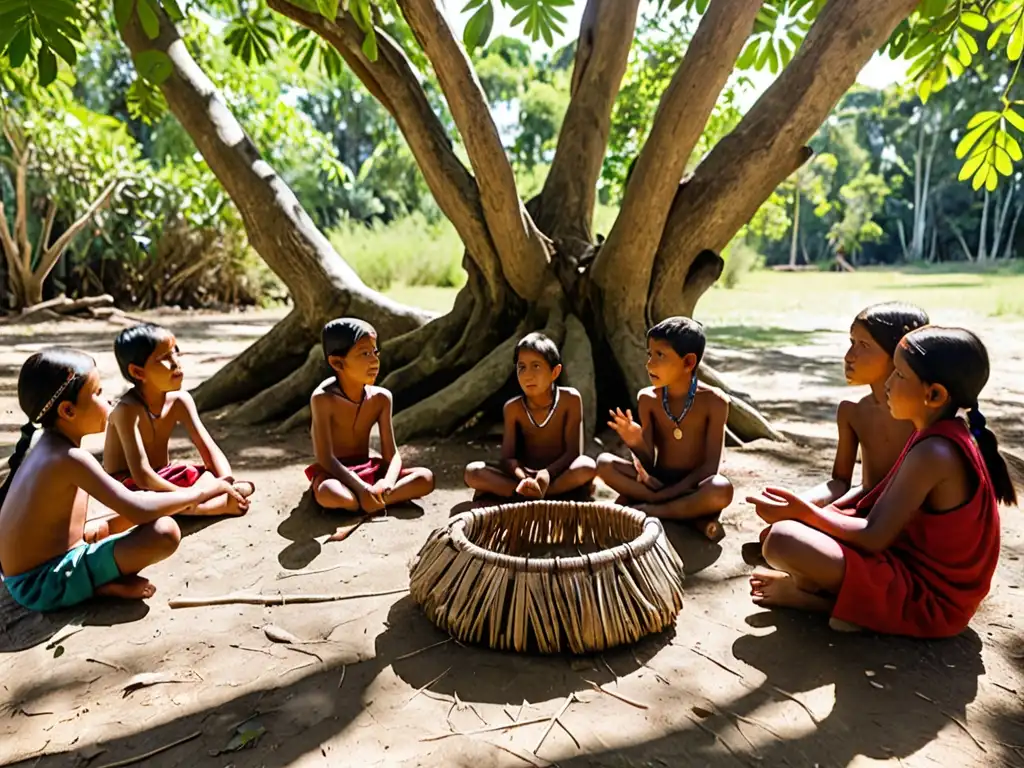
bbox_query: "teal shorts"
[3,533,127,612]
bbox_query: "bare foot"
[693,514,724,542]
[96,575,156,600]
[828,616,863,633]
[749,567,833,612]
[234,480,256,498]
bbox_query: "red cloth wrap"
[305,457,398,486]
[116,463,205,491]
[831,420,1001,638]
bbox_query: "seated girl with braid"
[306,318,434,514]
[464,332,596,500]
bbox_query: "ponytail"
[0,422,38,508]
[968,406,1017,506]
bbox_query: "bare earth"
[1,307,1022,768]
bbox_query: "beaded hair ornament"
[33,371,76,424]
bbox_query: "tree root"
[560,313,597,443]
[193,309,312,412]
[232,345,326,425]
[699,365,785,443]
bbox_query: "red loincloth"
[831,419,1001,638]
[305,457,410,487]
[116,463,206,491]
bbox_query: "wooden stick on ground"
[403,667,451,708]
[421,715,553,742]
[395,638,452,661]
[534,694,576,755]
[168,587,408,608]
[584,680,648,710]
[94,731,201,768]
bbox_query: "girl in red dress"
[746,327,1015,637]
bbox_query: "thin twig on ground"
[556,718,580,749]
[230,644,276,657]
[94,731,201,768]
[534,694,576,755]
[395,638,452,661]
[421,715,552,741]
[403,667,451,708]
[275,563,348,580]
[168,587,408,608]
[686,715,745,766]
[338,665,346,689]
[285,646,323,663]
[584,680,648,710]
[482,739,553,767]
[687,646,745,678]
[86,658,126,671]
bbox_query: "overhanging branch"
[592,0,760,309]
[537,0,640,242]
[396,0,549,301]
[34,178,119,281]
[648,0,919,321]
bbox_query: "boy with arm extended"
[306,318,434,513]
[465,333,596,500]
[103,324,252,516]
[597,317,733,540]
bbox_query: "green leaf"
[133,49,173,83]
[0,18,28,54]
[994,145,1013,175]
[956,123,992,158]
[114,0,135,30]
[917,74,933,103]
[137,0,160,39]
[40,27,76,66]
[920,0,946,17]
[361,28,377,60]
[1006,107,1024,132]
[987,26,1004,50]
[960,11,988,31]
[7,25,31,67]
[1006,132,1023,161]
[1010,22,1024,60]
[986,166,998,191]
[463,2,493,50]
[53,645,65,658]
[736,39,758,69]
[162,0,185,22]
[315,0,339,20]
[967,110,1000,129]
[37,44,57,86]
[959,150,986,181]
[298,38,316,69]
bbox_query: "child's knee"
[707,474,734,508]
[150,516,182,553]
[464,461,486,487]
[595,453,619,480]
[761,520,804,563]
[576,455,598,477]
[416,467,435,491]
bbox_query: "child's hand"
[535,469,551,498]
[369,479,394,502]
[745,487,811,524]
[211,479,249,510]
[608,408,643,448]
[632,456,663,490]
[516,477,543,498]
[357,483,386,514]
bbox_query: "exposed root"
[233,345,325,425]
[561,313,597,443]
[699,364,784,443]
[193,309,312,412]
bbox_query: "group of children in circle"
[0,304,1015,640]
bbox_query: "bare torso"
[0,434,89,576]
[642,385,728,476]
[509,387,579,469]
[849,394,915,489]
[310,380,387,461]
[103,391,190,474]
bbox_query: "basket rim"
[447,500,665,574]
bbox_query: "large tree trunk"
[127,0,920,446]
[119,7,431,413]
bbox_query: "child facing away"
[103,324,254,516]
[747,327,1014,638]
[307,318,434,513]
[802,302,929,507]
[0,349,237,612]
[597,317,734,540]
[464,332,597,500]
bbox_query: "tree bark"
[648,0,920,323]
[119,4,429,411]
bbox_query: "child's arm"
[109,407,182,492]
[539,390,584,486]
[179,392,232,477]
[68,448,238,523]
[311,392,378,504]
[375,391,402,492]
[749,440,950,553]
[801,401,858,506]
[651,393,728,501]
[607,392,656,471]
[500,400,526,481]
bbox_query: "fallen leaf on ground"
[122,672,194,698]
[209,719,266,755]
[263,625,303,644]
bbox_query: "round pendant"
[673,427,683,440]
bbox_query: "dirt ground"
[1,306,1022,768]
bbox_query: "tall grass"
[328,213,466,291]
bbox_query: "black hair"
[322,317,377,363]
[514,332,561,368]
[854,302,929,357]
[114,323,172,384]
[647,316,706,365]
[900,326,1016,506]
[0,348,96,509]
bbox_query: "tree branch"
[537,0,640,242]
[0,201,19,270]
[268,0,506,300]
[396,0,549,301]
[592,0,761,309]
[34,199,57,268]
[13,140,31,269]
[648,0,919,321]
[34,178,119,282]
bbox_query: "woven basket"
[408,500,685,654]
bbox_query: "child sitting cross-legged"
[597,317,734,540]
[306,318,434,514]
[103,324,253,516]
[0,349,235,612]
[464,332,596,500]
[747,327,1014,637]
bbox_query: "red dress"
[831,419,1001,638]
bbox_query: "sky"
[444,0,911,108]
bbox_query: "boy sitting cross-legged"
[103,324,253,517]
[596,317,734,540]
[465,332,597,500]
[306,318,434,514]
